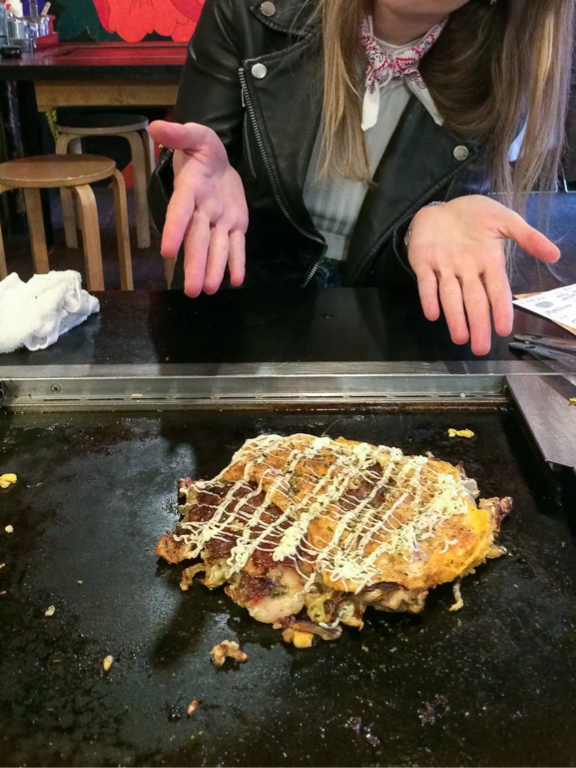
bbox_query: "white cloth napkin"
[0,271,100,354]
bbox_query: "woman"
[149,0,573,355]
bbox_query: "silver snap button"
[251,62,268,79]
[260,1,276,17]
[453,145,469,161]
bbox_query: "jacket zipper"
[301,257,323,287]
[239,67,324,287]
[242,113,257,179]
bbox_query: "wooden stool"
[0,155,133,291]
[56,113,154,250]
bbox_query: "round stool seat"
[0,155,117,189]
[54,112,154,251]
[56,113,149,136]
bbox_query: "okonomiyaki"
[156,434,511,644]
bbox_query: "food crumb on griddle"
[44,605,55,617]
[418,695,450,725]
[0,591,6,596]
[449,581,464,612]
[346,716,381,746]
[103,655,114,672]
[486,544,504,560]
[282,628,314,648]
[0,563,5,568]
[210,640,247,666]
[187,700,199,716]
[4,525,13,534]
[448,429,475,439]
[180,563,206,591]
[0,473,17,489]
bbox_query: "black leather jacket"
[171,0,486,289]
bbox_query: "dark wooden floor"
[3,188,576,293]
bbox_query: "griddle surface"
[1,409,575,767]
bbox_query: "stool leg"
[111,170,133,291]
[163,257,176,289]
[0,225,6,281]
[56,134,80,249]
[138,128,155,181]
[23,188,50,274]
[68,138,84,239]
[138,128,155,230]
[120,131,150,250]
[73,184,104,291]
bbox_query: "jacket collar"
[249,0,320,37]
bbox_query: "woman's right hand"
[149,121,248,297]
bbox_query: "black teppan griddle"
[1,406,576,767]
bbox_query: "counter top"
[0,287,572,369]
[0,42,186,81]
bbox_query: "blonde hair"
[320,0,574,207]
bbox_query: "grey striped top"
[303,82,413,262]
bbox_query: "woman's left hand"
[407,195,560,356]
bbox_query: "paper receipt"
[513,283,576,331]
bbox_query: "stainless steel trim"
[506,374,576,471]
[1,360,570,411]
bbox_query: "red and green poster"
[56,0,204,43]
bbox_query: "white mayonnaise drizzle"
[174,434,469,593]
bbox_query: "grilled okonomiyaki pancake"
[157,434,511,640]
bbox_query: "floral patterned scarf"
[361,15,447,131]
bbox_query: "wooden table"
[0,42,186,244]
[0,41,186,111]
